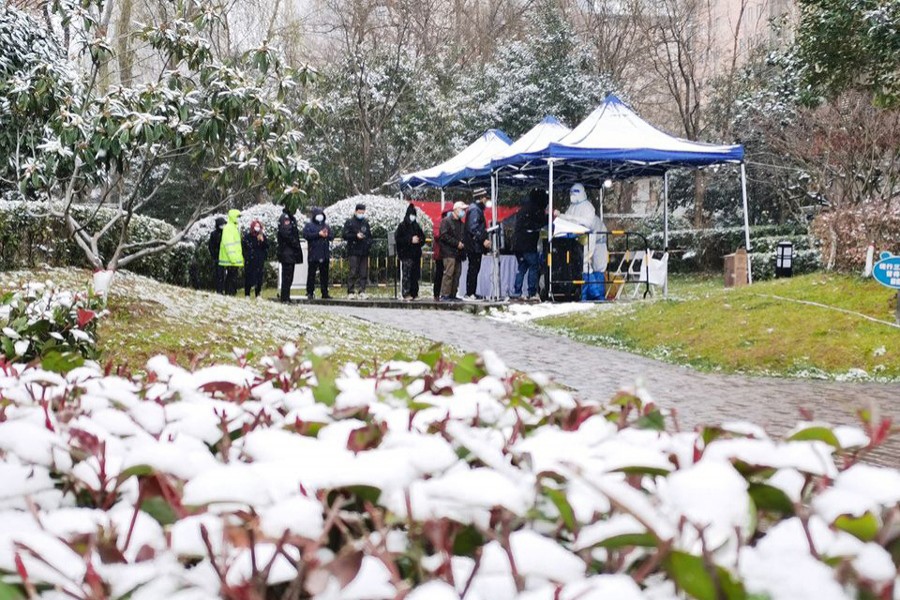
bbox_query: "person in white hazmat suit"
[564,183,608,276]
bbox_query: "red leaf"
[14,552,28,581]
[76,308,96,329]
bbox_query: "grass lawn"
[536,273,900,379]
[1,268,437,370]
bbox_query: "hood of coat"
[310,207,326,221]
[227,209,241,225]
[214,216,227,229]
[404,204,418,219]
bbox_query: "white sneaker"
[359,292,369,300]
[462,295,477,302]
[347,292,357,299]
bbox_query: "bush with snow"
[0,301,897,598]
[184,203,306,246]
[325,195,433,258]
[0,280,105,366]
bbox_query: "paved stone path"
[310,305,899,465]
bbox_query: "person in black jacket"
[438,202,467,301]
[242,219,269,298]
[342,203,373,298]
[463,188,491,300]
[208,216,227,294]
[302,207,334,299]
[512,189,547,300]
[276,210,303,302]
[395,203,425,300]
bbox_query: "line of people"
[207,188,553,303]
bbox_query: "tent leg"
[740,163,753,284]
[547,160,555,302]
[599,186,604,222]
[491,172,500,300]
[663,171,669,298]
[440,189,445,213]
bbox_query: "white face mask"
[315,214,324,223]
[409,215,416,222]
[253,227,261,233]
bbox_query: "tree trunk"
[117,0,134,86]
[692,170,707,228]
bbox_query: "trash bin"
[776,241,793,278]
[724,248,749,288]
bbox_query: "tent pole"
[740,163,753,284]
[663,171,669,297]
[440,189,445,213]
[491,171,500,300]
[548,160,555,301]
[599,186,604,222]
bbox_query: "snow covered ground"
[487,301,604,323]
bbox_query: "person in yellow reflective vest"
[218,209,244,295]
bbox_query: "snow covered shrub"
[0,280,105,367]
[0,345,896,599]
[750,249,822,280]
[326,195,433,258]
[647,225,807,274]
[0,198,180,280]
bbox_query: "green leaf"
[0,582,25,600]
[343,485,381,504]
[116,464,154,483]
[665,551,746,600]
[452,524,484,556]
[636,409,665,431]
[834,512,879,542]
[544,487,576,531]
[595,532,657,549]
[311,356,338,406]
[417,343,443,368]
[748,483,794,515]
[453,353,485,383]
[787,426,840,448]
[41,350,85,374]
[613,465,671,476]
[141,496,178,526]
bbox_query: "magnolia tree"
[0,2,318,290]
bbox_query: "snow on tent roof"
[401,129,512,188]
[489,116,572,169]
[548,95,744,165]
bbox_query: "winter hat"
[453,201,467,212]
[570,183,587,203]
[355,203,366,211]
[472,188,489,200]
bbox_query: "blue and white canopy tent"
[484,95,751,295]
[400,128,513,211]
[399,95,750,299]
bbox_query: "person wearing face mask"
[219,209,244,295]
[463,188,491,300]
[342,203,373,298]
[276,210,303,302]
[303,207,334,300]
[208,216,227,294]
[394,203,425,301]
[564,183,608,300]
[438,201,467,301]
[242,219,269,298]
